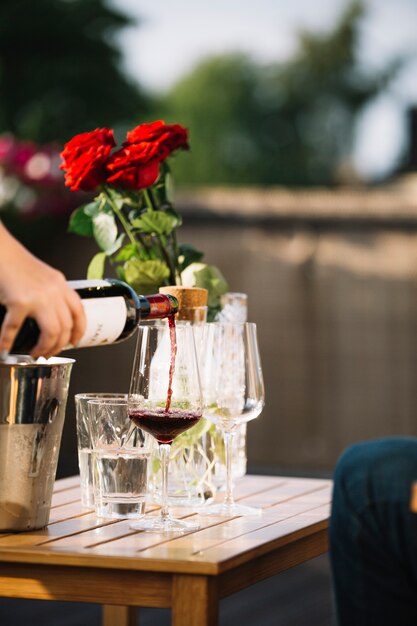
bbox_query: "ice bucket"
[0,356,75,531]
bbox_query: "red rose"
[60,128,115,192]
[106,141,161,190]
[126,120,189,160]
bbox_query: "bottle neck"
[104,279,178,320]
[140,294,178,320]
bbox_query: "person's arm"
[0,222,86,358]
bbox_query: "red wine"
[0,279,178,354]
[129,408,202,444]
[129,313,201,443]
[165,314,177,412]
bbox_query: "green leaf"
[104,186,125,210]
[182,262,228,306]
[164,206,182,228]
[83,199,102,217]
[105,233,125,256]
[164,171,175,204]
[123,259,170,294]
[87,252,106,279]
[181,262,229,320]
[115,265,126,282]
[115,243,137,262]
[172,417,212,450]
[67,205,94,237]
[154,166,174,205]
[207,425,226,465]
[128,208,142,222]
[119,190,143,207]
[92,212,118,252]
[178,243,204,272]
[132,209,177,237]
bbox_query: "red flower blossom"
[60,128,115,191]
[106,141,161,190]
[126,120,189,160]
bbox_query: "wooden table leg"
[172,574,218,626]
[102,605,137,626]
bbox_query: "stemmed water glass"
[201,322,265,516]
[128,322,203,532]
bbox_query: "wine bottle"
[0,279,179,354]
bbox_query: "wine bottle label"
[68,279,109,290]
[76,297,127,347]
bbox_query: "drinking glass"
[201,322,265,516]
[75,392,127,508]
[148,314,214,508]
[87,398,153,518]
[128,322,203,532]
[213,292,249,484]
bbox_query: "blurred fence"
[40,179,417,477]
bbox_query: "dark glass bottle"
[0,279,178,354]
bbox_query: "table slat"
[0,476,331,577]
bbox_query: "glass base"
[130,514,200,533]
[95,500,146,519]
[202,501,262,517]
[150,490,205,508]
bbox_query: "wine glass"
[128,321,203,532]
[201,322,265,516]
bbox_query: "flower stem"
[172,230,181,284]
[157,236,177,285]
[102,187,137,249]
[144,187,177,284]
[135,231,152,255]
[144,188,158,211]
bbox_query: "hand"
[0,223,86,358]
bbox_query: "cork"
[159,286,208,321]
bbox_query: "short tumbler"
[87,398,153,519]
[75,392,127,507]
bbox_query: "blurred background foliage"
[0,0,149,143]
[162,1,402,186]
[0,0,406,193]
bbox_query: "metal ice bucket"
[0,356,75,531]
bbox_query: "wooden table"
[0,474,331,626]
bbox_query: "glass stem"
[159,443,171,520]
[223,431,235,506]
